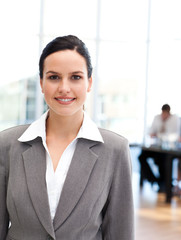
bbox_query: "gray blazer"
[0,125,134,240]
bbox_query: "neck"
[46,110,84,140]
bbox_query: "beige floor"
[133,173,181,240]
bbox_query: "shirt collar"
[18,110,104,143]
[77,111,104,143]
[18,110,48,142]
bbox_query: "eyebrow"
[46,71,58,75]
[46,70,85,75]
[71,71,85,75]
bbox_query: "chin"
[51,108,83,118]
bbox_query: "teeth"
[57,98,73,102]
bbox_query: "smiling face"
[40,50,92,119]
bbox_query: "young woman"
[0,35,134,240]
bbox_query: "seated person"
[139,104,180,191]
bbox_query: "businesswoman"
[0,35,134,240]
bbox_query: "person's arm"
[101,139,134,240]
[149,116,158,137]
[0,135,9,239]
[173,115,180,136]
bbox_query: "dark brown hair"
[39,35,93,78]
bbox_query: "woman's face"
[40,50,92,119]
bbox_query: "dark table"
[140,143,181,203]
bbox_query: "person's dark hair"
[161,104,170,112]
[39,35,93,78]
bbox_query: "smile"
[56,98,75,102]
[55,97,76,104]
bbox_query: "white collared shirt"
[18,111,103,220]
[149,114,180,137]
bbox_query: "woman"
[0,35,134,240]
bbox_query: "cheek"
[76,85,88,97]
[42,82,56,95]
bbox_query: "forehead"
[44,50,87,71]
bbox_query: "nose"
[58,79,70,93]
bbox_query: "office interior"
[0,0,181,239]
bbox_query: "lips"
[55,97,76,104]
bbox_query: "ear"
[40,78,44,93]
[87,77,92,92]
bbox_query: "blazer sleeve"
[101,139,134,240]
[0,134,9,239]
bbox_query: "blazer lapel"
[22,138,55,239]
[53,138,99,230]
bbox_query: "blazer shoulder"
[0,125,30,144]
[98,128,131,169]
[98,128,129,147]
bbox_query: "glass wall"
[0,0,181,143]
[0,0,40,83]
[146,0,181,125]
[96,0,149,142]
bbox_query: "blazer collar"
[22,138,55,239]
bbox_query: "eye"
[48,75,59,80]
[71,75,81,80]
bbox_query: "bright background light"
[0,0,181,143]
